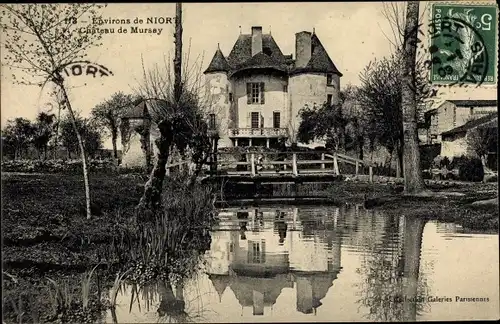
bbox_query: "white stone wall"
[206,231,232,275]
[455,106,497,127]
[441,134,467,158]
[434,102,497,137]
[288,72,340,142]
[204,72,232,147]
[120,119,160,169]
[232,74,288,130]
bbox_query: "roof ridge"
[204,48,231,74]
[441,112,498,135]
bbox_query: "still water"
[107,205,499,322]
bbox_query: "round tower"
[204,45,232,148]
[288,30,342,145]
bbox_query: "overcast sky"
[1,2,496,148]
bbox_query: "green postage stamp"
[429,3,498,85]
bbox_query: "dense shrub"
[419,144,441,170]
[1,159,118,174]
[450,155,484,182]
[430,155,451,170]
[112,173,216,285]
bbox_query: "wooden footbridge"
[166,150,374,183]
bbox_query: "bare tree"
[134,3,216,217]
[401,1,425,193]
[377,1,427,193]
[0,4,106,219]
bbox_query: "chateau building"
[119,26,342,167]
[204,26,342,148]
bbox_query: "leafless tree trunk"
[174,3,183,102]
[136,3,182,216]
[52,92,63,159]
[401,1,425,194]
[57,78,92,219]
[137,121,174,214]
[401,216,426,321]
[142,117,153,172]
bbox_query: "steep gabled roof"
[230,52,288,76]
[227,34,286,70]
[209,274,231,302]
[211,29,342,77]
[121,100,149,119]
[292,33,342,75]
[204,48,231,74]
[229,274,293,307]
[441,112,498,136]
[448,100,497,107]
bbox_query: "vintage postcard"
[1,2,498,323]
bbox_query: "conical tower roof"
[204,47,231,74]
[209,274,231,302]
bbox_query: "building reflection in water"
[112,204,478,323]
[206,206,343,316]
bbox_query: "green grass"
[2,171,217,323]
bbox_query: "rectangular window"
[273,112,281,128]
[251,112,260,129]
[251,83,260,103]
[327,94,333,106]
[283,85,288,93]
[327,74,333,86]
[248,241,266,264]
[247,82,265,104]
[229,93,233,102]
[209,113,216,129]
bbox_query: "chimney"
[295,31,312,68]
[251,26,263,57]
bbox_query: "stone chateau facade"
[120,26,342,167]
[204,26,342,148]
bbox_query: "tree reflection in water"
[355,212,432,322]
[113,275,215,324]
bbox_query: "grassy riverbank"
[327,180,498,232]
[3,173,497,271]
[2,172,498,323]
[2,172,216,323]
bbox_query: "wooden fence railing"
[165,151,375,182]
[210,151,374,182]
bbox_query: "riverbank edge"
[2,173,498,274]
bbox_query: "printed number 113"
[65,17,77,24]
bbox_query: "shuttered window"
[251,112,260,129]
[273,112,281,128]
[246,82,265,104]
[248,240,266,264]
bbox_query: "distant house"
[119,100,156,168]
[440,112,498,169]
[422,100,497,144]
